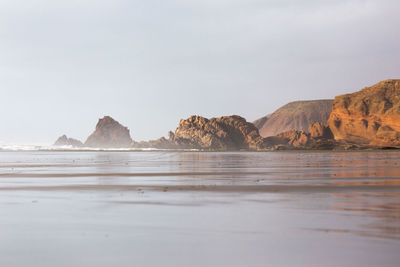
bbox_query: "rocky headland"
[53,79,400,151]
[328,79,400,147]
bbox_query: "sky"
[0,0,399,143]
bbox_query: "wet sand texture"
[0,151,399,267]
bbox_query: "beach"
[1,151,400,266]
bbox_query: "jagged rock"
[263,125,336,150]
[254,100,333,137]
[277,130,310,146]
[308,122,333,139]
[84,116,132,148]
[264,130,310,148]
[53,135,83,147]
[168,131,175,140]
[327,79,400,146]
[171,115,266,150]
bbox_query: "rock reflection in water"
[331,192,400,240]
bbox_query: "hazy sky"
[1,0,399,143]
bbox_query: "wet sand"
[0,151,400,266]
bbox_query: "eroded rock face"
[308,122,333,139]
[254,100,333,137]
[171,115,266,150]
[54,135,83,147]
[84,116,132,148]
[277,130,310,146]
[327,79,400,146]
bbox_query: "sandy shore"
[0,150,400,267]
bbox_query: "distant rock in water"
[328,79,400,146]
[170,115,266,150]
[54,135,83,147]
[254,100,333,137]
[84,116,133,148]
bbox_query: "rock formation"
[170,115,266,150]
[263,122,336,150]
[53,135,83,147]
[308,122,333,139]
[264,130,309,148]
[132,136,178,149]
[254,100,333,137]
[51,79,400,150]
[84,116,133,148]
[327,79,400,146]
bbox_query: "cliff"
[84,116,133,148]
[327,79,400,146]
[254,100,333,137]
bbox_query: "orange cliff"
[327,79,400,147]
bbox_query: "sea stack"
[54,135,83,147]
[84,116,133,148]
[327,79,400,146]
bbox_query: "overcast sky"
[1,0,399,143]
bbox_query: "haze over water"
[1,150,399,267]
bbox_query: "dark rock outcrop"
[254,100,333,137]
[84,116,133,148]
[328,79,400,146]
[170,115,266,150]
[54,135,83,147]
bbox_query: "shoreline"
[0,147,399,153]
